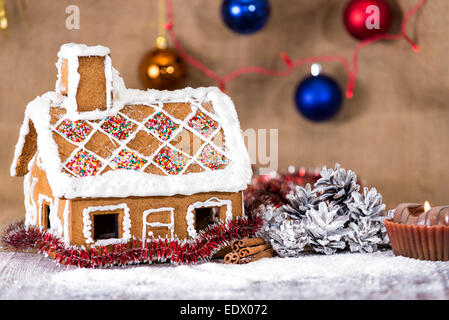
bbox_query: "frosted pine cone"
[314,164,360,210]
[282,184,318,220]
[347,187,386,222]
[304,202,348,255]
[268,219,309,257]
[345,218,382,253]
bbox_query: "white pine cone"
[314,163,360,209]
[345,218,382,253]
[347,187,386,221]
[304,202,348,255]
[269,219,309,257]
[282,184,318,220]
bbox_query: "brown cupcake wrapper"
[385,219,449,261]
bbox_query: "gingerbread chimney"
[56,43,113,118]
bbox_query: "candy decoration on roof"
[294,64,343,122]
[57,119,92,143]
[111,149,148,171]
[145,111,178,141]
[101,115,134,141]
[153,146,188,175]
[221,0,271,35]
[139,0,186,90]
[188,111,219,138]
[65,150,103,177]
[343,0,393,40]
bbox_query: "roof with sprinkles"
[10,44,252,199]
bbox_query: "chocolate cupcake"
[385,203,449,261]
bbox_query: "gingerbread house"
[10,43,252,247]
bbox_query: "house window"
[42,202,51,229]
[82,203,131,245]
[186,197,233,238]
[93,213,118,240]
[142,208,174,241]
[195,207,220,232]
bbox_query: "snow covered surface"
[1,250,448,300]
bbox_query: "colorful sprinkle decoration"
[66,150,103,177]
[145,112,178,141]
[188,111,218,138]
[198,144,227,170]
[153,147,188,175]
[112,149,147,170]
[101,114,134,141]
[57,119,92,143]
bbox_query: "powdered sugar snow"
[0,250,448,299]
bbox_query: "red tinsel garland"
[1,167,347,267]
[2,216,263,268]
[244,167,322,209]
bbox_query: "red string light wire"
[164,0,427,98]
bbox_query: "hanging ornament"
[221,0,270,35]
[294,64,343,122]
[139,36,187,90]
[0,0,8,37]
[139,0,187,90]
[343,0,393,40]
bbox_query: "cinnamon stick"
[231,237,265,251]
[224,251,240,264]
[240,248,275,263]
[238,244,269,258]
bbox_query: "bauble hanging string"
[139,0,187,90]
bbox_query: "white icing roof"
[11,64,252,199]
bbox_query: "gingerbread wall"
[1,0,449,231]
[69,191,243,247]
[27,153,68,235]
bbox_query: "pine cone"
[378,209,395,246]
[268,219,309,257]
[345,218,382,253]
[304,202,348,255]
[314,163,360,210]
[347,187,386,222]
[282,184,318,220]
[260,205,287,239]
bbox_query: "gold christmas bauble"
[139,47,187,90]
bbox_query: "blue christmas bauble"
[221,0,270,35]
[294,74,343,122]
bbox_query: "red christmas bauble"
[343,0,392,40]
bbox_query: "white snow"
[1,250,448,300]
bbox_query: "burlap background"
[0,0,448,229]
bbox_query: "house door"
[142,207,175,242]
